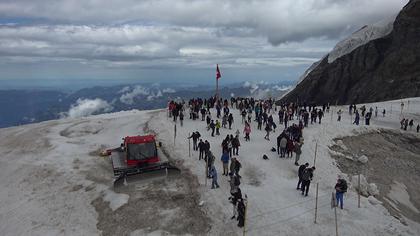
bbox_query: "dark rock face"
[281,0,420,105]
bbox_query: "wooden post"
[314,182,319,224]
[313,141,318,167]
[188,133,191,158]
[358,174,361,208]
[334,204,339,236]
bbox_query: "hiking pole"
[314,182,319,224]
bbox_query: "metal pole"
[358,174,361,208]
[314,183,319,224]
[334,204,339,236]
[313,141,318,167]
[205,156,208,186]
[174,124,177,146]
[188,133,191,158]
[243,196,248,236]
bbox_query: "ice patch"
[103,189,129,211]
[387,181,419,214]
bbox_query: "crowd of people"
[168,96,418,228]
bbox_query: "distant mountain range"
[281,0,420,105]
[0,81,291,128]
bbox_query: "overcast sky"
[0,0,408,85]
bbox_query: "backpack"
[302,169,312,181]
[340,179,348,192]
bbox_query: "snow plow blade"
[113,163,181,188]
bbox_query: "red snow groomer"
[108,135,180,187]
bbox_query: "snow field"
[149,97,420,235]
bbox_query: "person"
[337,109,342,122]
[221,151,230,176]
[382,109,386,117]
[375,107,378,117]
[204,140,210,160]
[417,124,420,133]
[279,136,287,158]
[179,111,184,126]
[237,198,246,228]
[243,122,251,141]
[198,139,205,160]
[286,138,294,158]
[188,131,201,151]
[234,158,242,178]
[301,166,315,196]
[207,150,215,178]
[229,157,237,176]
[297,163,309,190]
[229,184,242,220]
[215,120,221,135]
[318,110,324,124]
[264,123,271,140]
[210,120,216,137]
[409,119,414,130]
[232,135,240,156]
[294,139,303,166]
[228,113,234,129]
[209,165,219,189]
[365,111,371,125]
[335,178,348,209]
[353,110,360,125]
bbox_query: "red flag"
[216,64,221,80]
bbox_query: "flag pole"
[216,74,219,100]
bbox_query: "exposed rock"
[358,155,369,164]
[281,0,420,105]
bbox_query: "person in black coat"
[301,166,315,196]
[198,139,205,160]
[237,198,246,228]
[297,163,309,190]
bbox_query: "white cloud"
[146,90,163,101]
[118,86,131,94]
[162,88,176,93]
[119,85,150,105]
[0,0,407,80]
[62,98,113,118]
[273,85,292,91]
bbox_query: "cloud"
[62,98,113,118]
[162,88,176,93]
[118,86,131,94]
[119,85,150,105]
[273,85,292,91]
[147,90,163,101]
[0,0,407,81]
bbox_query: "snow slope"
[0,98,420,235]
[328,16,395,63]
